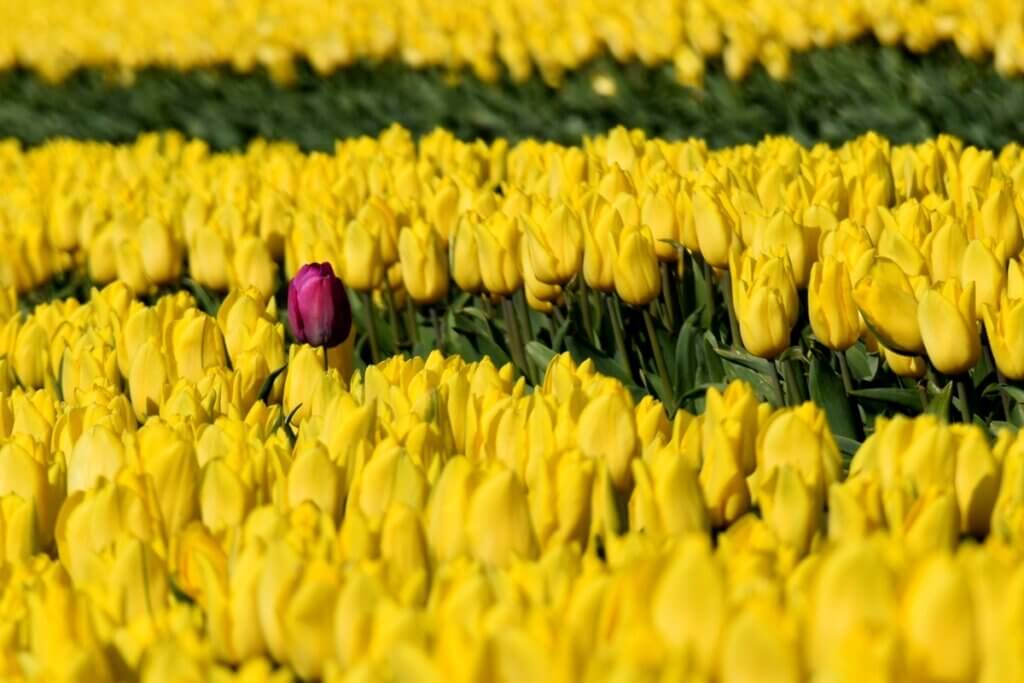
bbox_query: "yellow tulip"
[925,218,968,282]
[613,225,661,306]
[128,338,170,421]
[168,309,228,382]
[137,419,199,535]
[880,344,926,379]
[138,216,183,285]
[731,250,798,359]
[853,258,925,355]
[66,424,126,494]
[902,556,978,682]
[808,257,860,351]
[477,213,523,296]
[984,292,1024,380]
[692,187,738,268]
[232,235,278,299]
[340,220,385,292]
[525,204,584,285]
[398,220,449,305]
[582,202,622,292]
[450,213,484,294]
[188,224,231,291]
[961,239,1005,315]
[577,389,638,491]
[287,442,342,522]
[918,279,980,376]
[466,468,538,567]
[751,210,811,286]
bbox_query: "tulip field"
[6,2,1024,682]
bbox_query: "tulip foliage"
[3,277,1024,679]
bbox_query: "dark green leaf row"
[2,41,1024,150]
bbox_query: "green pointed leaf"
[182,277,220,315]
[808,355,858,440]
[844,344,879,382]
[525,341,557,376]
[849,387,922,411]
[257,363,287,403]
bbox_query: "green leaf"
[182,277,220,315]
[551,314,572,352]
[525,341,557,376]
[925,381,953,421]
[710,344,775,375]
[849,387,923,411]
[844,344,879,382]
[1001,384,1024,404]
[673,310,701,397]
[257,363,287,402]
[808,355,858,440]
[834,435,862,459]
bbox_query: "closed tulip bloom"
[287,443,342,522]
[577,389,638,491]
[641,185,680,262]
[692,187,738,268]
[525,204,583,285]
[138,216,182,285]
[961,239,1005,315]
[752,210,811,286]
[902,557,978,682]
[614,225,661,306]
[287,262,352,349]
[853,258,925,355]
[451,214,484,294]
[169,308,228,382]
[926,219,968,283]
[232,235,278,299]
[129,338,170,421]
[983,292,1024,380]
[978,178,1022,257]
[582,203,622,292]
[731,251,798,359]
[13,319,50,389]
[189,224,231,291]
[917,279,980,376]
[340,220,385,291]
[477,213,523,296]
[399,221,449,305]
[808,257,860,351]
[466,468,538,567]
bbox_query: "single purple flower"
[287,262,352,349]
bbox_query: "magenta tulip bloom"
[287,263,352,348]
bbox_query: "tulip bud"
[466,468,538,567]
[577,389,638,491]
[138,216,182,285]
[129,338,170,421]
[582,203,622,292]
[984,292,1024,380]
[902,557,978,682]
[808,257,860,351]
[731,250,798,359]
[168,309,228,383]
[613,225,661,306]
[398,221,449,305]
[477,213,523,296]
[451,213,484,294]
[287,262,352,349]
[918,279,980,376]
[340,220,385,292]
[232,235,278,299]
[692,187,738,268]
[751,210,811,286]
[853,258,925,355]
[961,239,1005,315]
[188,224,231,291]
[881,344,926,379]
[525,204,583,285]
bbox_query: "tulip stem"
[361,291,381,364]
[578,279,595,344]
[404,296,419,346]
[502,297,527,379]
[768,361,786,407]
[985,344,1012,421]
[956,378,973,424]
[700,255,716,329]
[431,306,444,353]
[721,273,741,348]
[660,263,676,330]
[607,295,633,381]
[837,351,865,440]
[782,357,808,405]
[383,281,402,349]
[643,308,675,411]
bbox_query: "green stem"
[721,272,741,348]
[700,254,716,329]
[383,280,402,349]
[768,360,785,407]
[361,291,381,364]
[660,262,676,330]
[782,356,808,405]
[643,307,675,411]
[985,344,1011,421]
[957,377,973,424]
[515,292,537,383]
[578,278,595,345]
[430,307,444,354]
[404,296,419,345]
[502,296,527,377]
[837,351,864,441]
[607,294,633,381]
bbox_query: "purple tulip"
[287,263,352,349]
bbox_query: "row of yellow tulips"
[3,0,1024,84]
[0,284,1022,680]
[5,128,1024,405]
